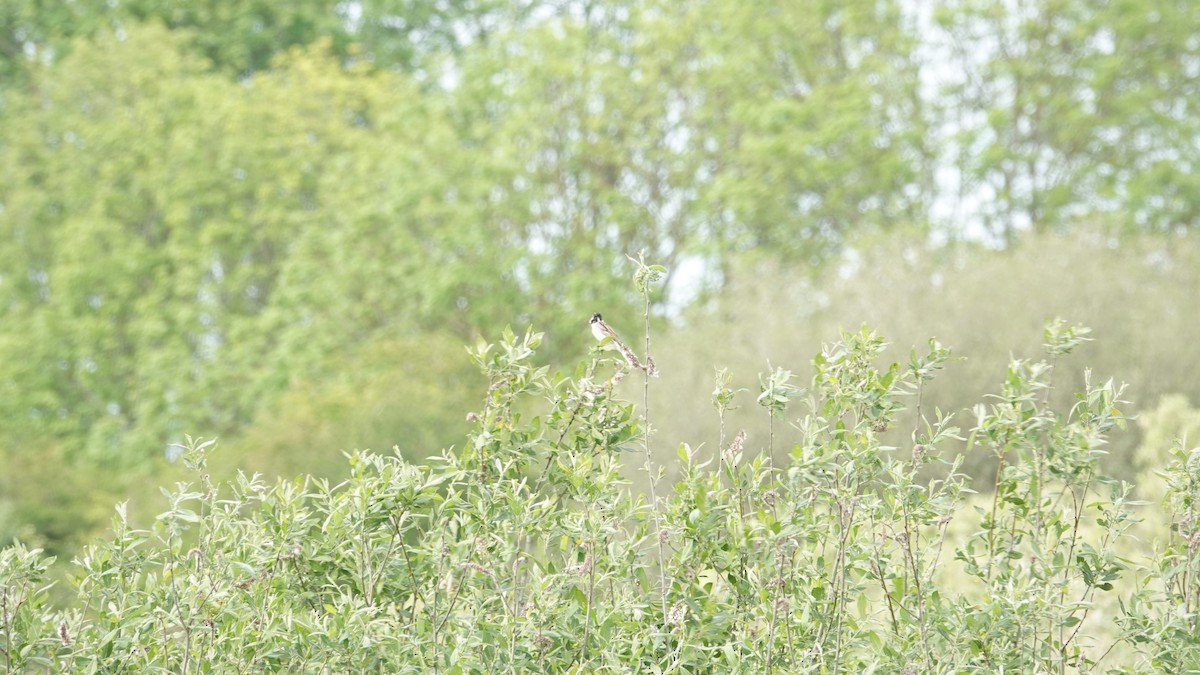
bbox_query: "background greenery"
[1,0,1198,582]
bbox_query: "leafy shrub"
[2,317,1197,672]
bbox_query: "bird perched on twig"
[589,313,657,376]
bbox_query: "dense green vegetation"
[2,319,1199,672]
[1,0,1198,640]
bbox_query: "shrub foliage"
[2,320,1199,673]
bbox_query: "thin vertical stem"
[641,288,668,620]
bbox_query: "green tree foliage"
[700,0,928,260]
[457,0,926,318]
[0,24,501,471]
[115,0,348,75]
[0,1,345,86]
[456,3,703,320]
[0,0,542,85]
[935,0,1200,240]
[213,333,478,482]
[352,0,558,73]
[0,0,105,85]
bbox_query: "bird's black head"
[590,313,603,324]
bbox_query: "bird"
[589,312,618,343]
[588,312,656,375]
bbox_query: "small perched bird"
[589,312,654,374]
[589,312,618,343]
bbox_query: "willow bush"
[2,317,1198,673]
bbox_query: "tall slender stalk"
[642,272,667,620]
[629,253,668,619]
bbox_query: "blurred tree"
[0,1,346,86]
[115,0,347,75]
[456,2,699,325]
[352,0,555,74]
[0,0,107,86]
[211,332,478,483]
[0,25,215,466]
[935,0,1200,242]
[0,23,501,472]
[700,0,929,264]
[1132,394,1200,505]
[0,0,555,84]
[454,0,926,329]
